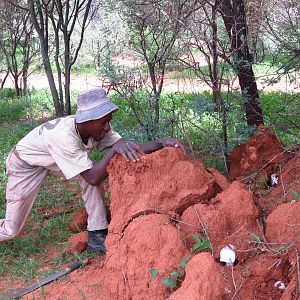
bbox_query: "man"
[0,88,185,253]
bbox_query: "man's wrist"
[108,147,117,158]
[156,138,164,149]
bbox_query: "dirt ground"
[2,72,300,93]
[0,126,298,300]
[1,53,300,93]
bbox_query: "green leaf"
[290,189,300,199]
[191,234,211,253]
[179,260,187,268]
[179,256,190,268]
[258,175,268,186]
[275,244,290,252]
[149,268,158,278]
[193,234,202,244]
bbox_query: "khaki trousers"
[0,148,108,242]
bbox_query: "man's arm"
[80,139,144,185]
[80,148,115,186]
[139,138,186,155]
[80,137,186,186]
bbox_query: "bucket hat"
[75,88,119,123]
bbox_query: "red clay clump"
[67,231,88,253]
[100,214,190,300]
[207,167,230,190]
[258,152,300,216]
[100,147,226,299]
[180,181,259,262]
[229,126,289,180]
[106,147,221,247]
[168,252,225,300]
[69,207,88,232]
[214,181,258,230]
[265,201,300,247]
[180,203,229,255]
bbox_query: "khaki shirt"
[16,115,121,180]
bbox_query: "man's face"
[87,113,113,141]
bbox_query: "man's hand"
[158,137,187,155]
[112,138,186,162]
[112,139,144,162]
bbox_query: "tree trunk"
[13,74,21,96]
[41,42,64,116]
[147,63,161,140]
[217,0,264,127]
[51,15,64,115]
[65,65,71,115]
[28,0,64,117]
[237,61,263,126]
[23,45,30,95]
[23,68,28,95]
[64,36,71,115]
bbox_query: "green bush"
[260,91,300,145]
[0,94,27,123]
[0,88,17,99]
[107,89,298,174]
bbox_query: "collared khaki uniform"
[0,116,121,241]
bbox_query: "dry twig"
[231,266,237,290]
[230,280,245,300]
[256,219,274,252]
[154,208,201,230]
[230,224,246,237]
[252,220,292,254]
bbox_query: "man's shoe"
[87,229,108,253]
